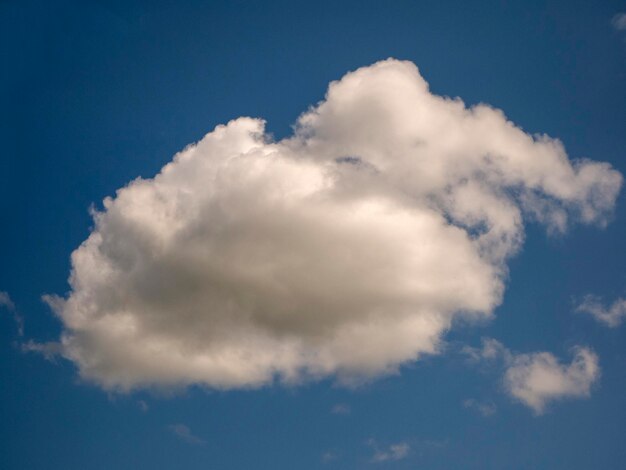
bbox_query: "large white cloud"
[46,59,622,391]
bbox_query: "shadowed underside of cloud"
[45,59,622,391]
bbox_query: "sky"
[1,0,626,468]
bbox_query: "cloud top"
[46,59,622,391]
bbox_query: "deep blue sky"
[1,1,626,468]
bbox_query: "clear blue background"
[1,0,625,468]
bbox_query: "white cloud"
[504,347,599,414]
[576,295,626,327]
[612,13,626,31]
[44,59,622,391]
[169,423,205,445]
[370,441,410,462]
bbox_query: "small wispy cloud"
[321,451,339,463]
[169,423,205,445]
[0,291,23,336]
[464,338,599,414]
[331,403,351,415]
[463,398,497,417]
[462,338,511,364]
[576,295,626,327]
[0,291,15,310]
[137,400,149,412]
[368,440,410,463]
[612,12,626,31]
[21,340,63,362]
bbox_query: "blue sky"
[1,1,626,468]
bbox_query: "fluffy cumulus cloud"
[504,347,600,414]
[46,59,622,391]
[576,295,626,327]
